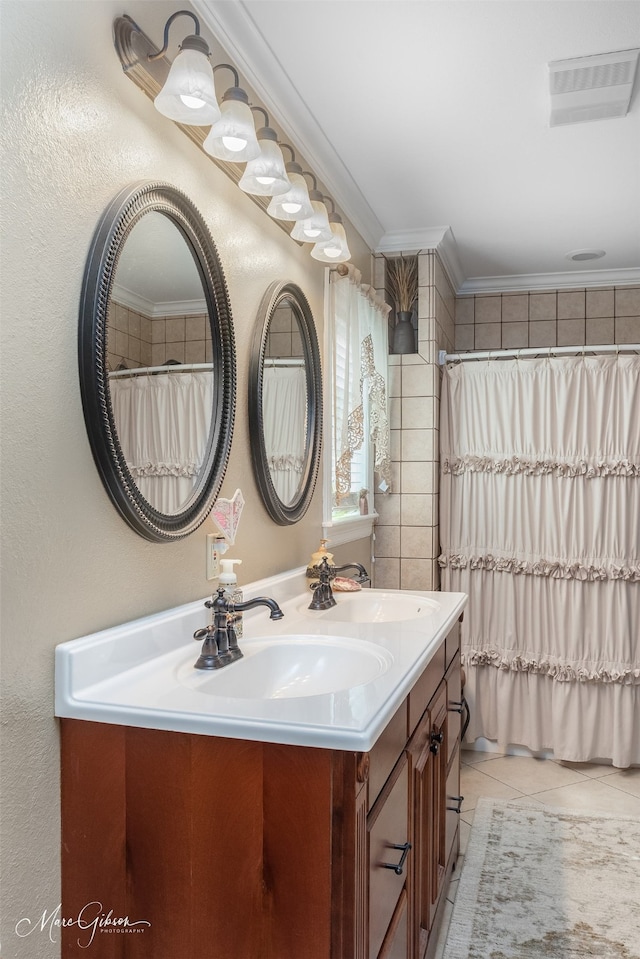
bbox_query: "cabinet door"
[445,749,461,869]
[369,759,410,959]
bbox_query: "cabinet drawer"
[445,652,462,765]
[368,699,408,808]
[368,761,410,959]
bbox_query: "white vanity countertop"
[55,568,467,751]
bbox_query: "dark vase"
[392,310,416,354]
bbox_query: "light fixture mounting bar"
[112,15,294,239]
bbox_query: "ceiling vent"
[548,48,640,126]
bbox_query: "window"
[323,266,392,545]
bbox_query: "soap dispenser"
[306,539,334,578]
[219,559,243,638]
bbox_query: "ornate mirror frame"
[249,281,322,525]
[78,181,236,542]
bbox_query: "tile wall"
[454,286,640,351]
[107,301,211,371]
[373,251,455,590]
[373,270,639,592]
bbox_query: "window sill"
[322,512,377,546]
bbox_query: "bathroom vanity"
[57,571,466,959]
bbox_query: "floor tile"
[599,767,640,799]
[458,817,472,855]
[475,755,588,794]
[533,777,640,816]
[459,763,524,813]
[555,759,616,779]
[461,747,504,764]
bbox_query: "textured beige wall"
[0,3,371,955]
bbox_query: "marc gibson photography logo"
[15,902,151,948]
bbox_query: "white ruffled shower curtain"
[439,354,640,768]
[110,371,213,514]
[262,364,307,504]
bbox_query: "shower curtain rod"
[438,343,640,365]
[109,362,213,379]
[265,357,305,367]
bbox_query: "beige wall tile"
[400,558,434,590]
[400,526,431,559]
[164,342,185,363]
[501,322,529,349]
[374,493,400,526]
[401,493,434,526]
[557,291,585,320]
[475,296,501,324]
[402,395,434,429]
[401,363,429,397]
[401,461,435,494]
[373,255,385,289]
[586,289,614,318]
[151,317,166,343]
[615,288,640,317]
[529,320,556,347]
[141,341,153,366]
[165,317,186,343]
[557,318,585,346]
[185,340,206,364]
[185,315,206,340]
[390,428,401,463]
[418,252,434,287]
[388,364,401,397]
[455,325,474,351]
[530,293,556,321]
[501,295,528,323]
[128,312,141,339]
[474,323,501,349]
[374,524,400,557]
[140,316,152,343]
[128,336,141,363]
[390,397,401,429]
[615,315,640,342]
[455,298,474,325]
[374,558,400,590]
[401,429,435,461]
[585,317,614,344]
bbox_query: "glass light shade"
[154,45,221,125]
[290,195,332,242]
[238,130,290,196]
[267,167,314,221]
[311,219,351,263]
[202,90,260,162]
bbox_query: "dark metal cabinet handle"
[447,795,464,814]
[429,730,444,754]
[381,842,412,876]
[449,700,464,713]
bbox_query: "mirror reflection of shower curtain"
[263,366,307,505]
[110,371,213,514]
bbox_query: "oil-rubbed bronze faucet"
[308,557,370,610]
[193,587,284,670]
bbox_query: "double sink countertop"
[55,568,467,751]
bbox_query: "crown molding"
[457,267,640,295]
[194,0,385,250]
[376,227,466,294]
[113,285,208,318]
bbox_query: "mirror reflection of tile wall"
[265,303,304,358]
[107,301,211,371]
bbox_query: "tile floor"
[433,748,640,958]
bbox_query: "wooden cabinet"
[61,619,462,959]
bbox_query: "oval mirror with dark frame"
[79,181,236,542]
[249,281,322,525]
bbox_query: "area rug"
[442,798,640,959]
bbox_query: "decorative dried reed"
[384,255,418,313]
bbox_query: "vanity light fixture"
[311,197,351,263]
[266,146,315,221]
[290,173,333,242]
[238,107,290,196]
[151,10,220,125]
[113,13,352,264]
[202,64,260,162]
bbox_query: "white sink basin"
[179,635,393,699]
[302,591,441,623]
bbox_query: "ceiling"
[196,0,640,294]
